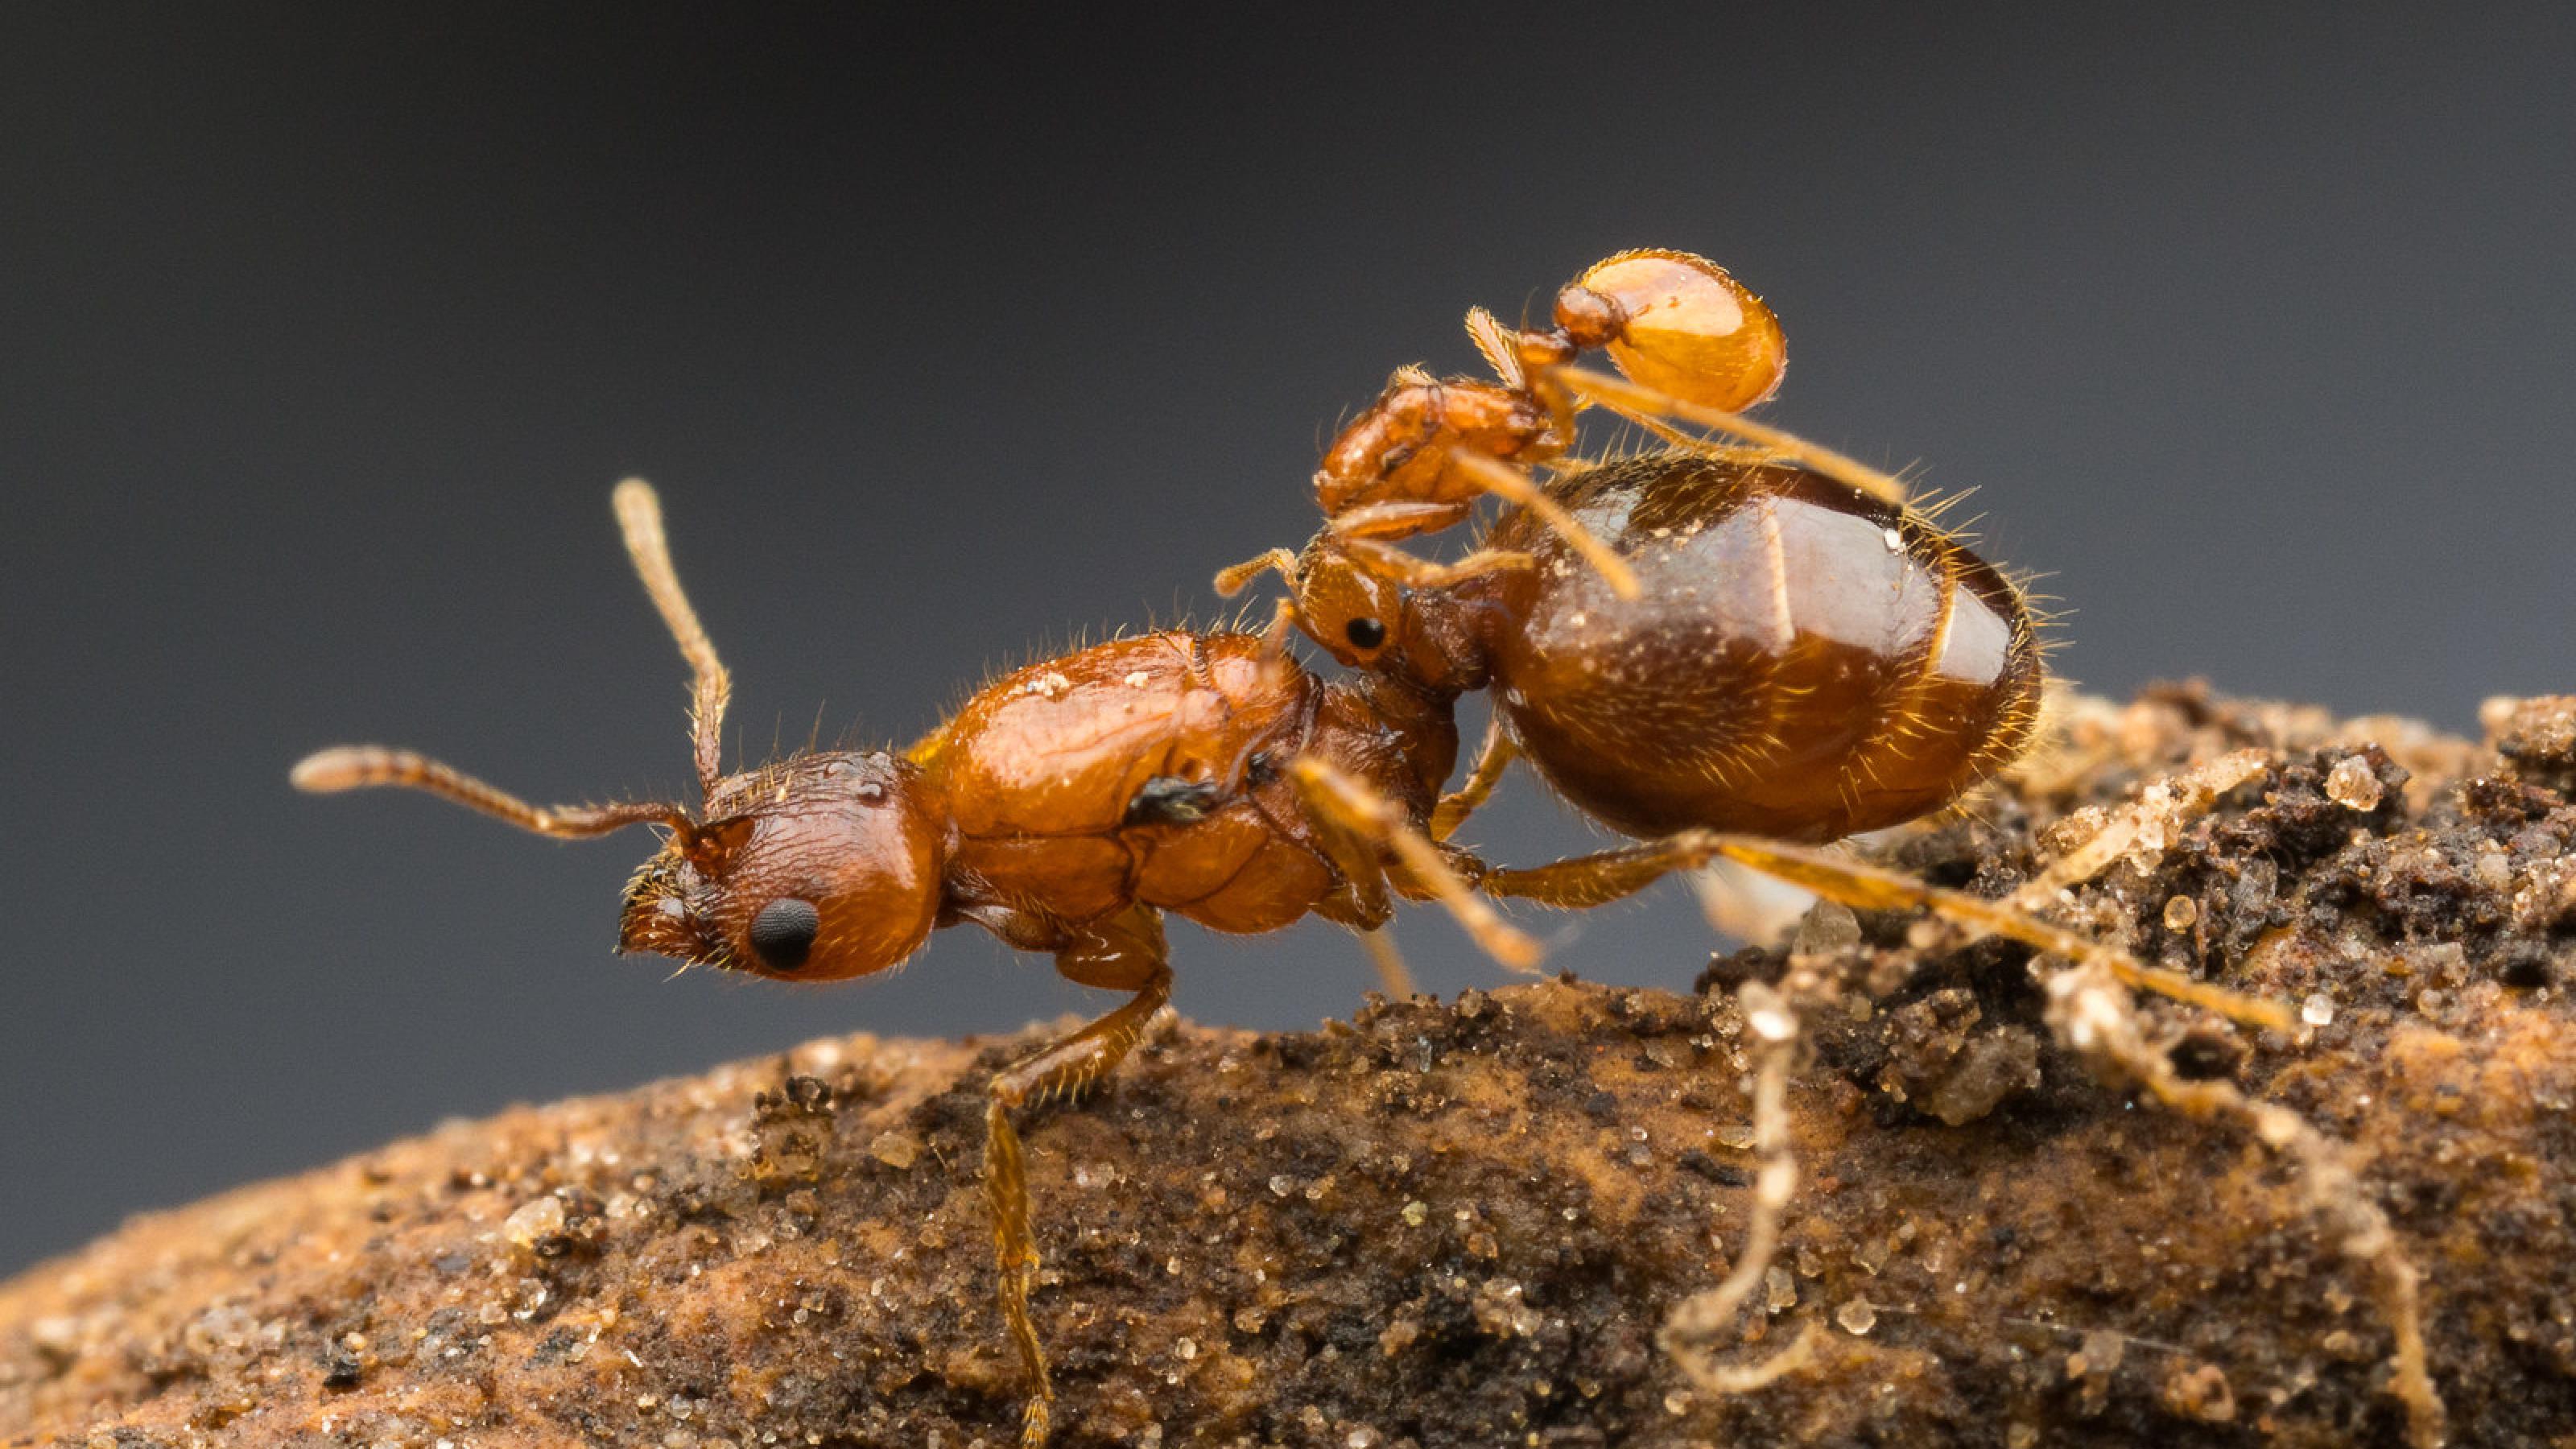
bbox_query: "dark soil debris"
[4,687,2575,1447]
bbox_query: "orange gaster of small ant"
[297,252,2293,1447]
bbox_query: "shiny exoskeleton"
[605,630,1456,980]
[1294,451,2044,844]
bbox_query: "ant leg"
[1431,718,1518,840]
[1302,805,1396,932]
[1498,831,2436,1424]
[981,906,1174,1448]
[1212,505,1559,600]
[1328,463,1641,603]
[1730,836,2430,1437]
[1441,451,1641,599]
[1325,462,1643,604]
[1335,535,1537,590]
[1587,402,1780,467]
[1356,925,1418,998]
[1288,757,1542,972]
[1310,883,1419,998]
[1484,832,2289,1030]
[1545,363,1916,511]
[1298,816,1422,999]
[1476,832,1731,910]
[1488,796,2421,1418]
[1322,498,1475,539]
[1700,836,2292,1029]
[1488,828,2355,1409]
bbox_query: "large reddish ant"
[296,480,1530,1446]
[295,252,2437,1447]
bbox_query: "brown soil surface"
[5,687,2574,1448]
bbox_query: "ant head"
[618,752,945,980]
[1214,529,1491,693]
[1262,532,1491,696]
[297,481,952,983]
[1290,532,1407,670]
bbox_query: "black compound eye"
[1344,617,1387,650]
[748,898,820,971]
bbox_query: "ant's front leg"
[1335,535,1539,592]
[1315,372,1643,600]
[1430,718,1518,841]
[968,903,1174,1448]
[1288,757,1540,972]
[1437,451,1641,597]
[1334,478,1642,603]
[1290,784,1428,1000]
[1321,500,1541,591]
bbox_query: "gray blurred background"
[6,3,2572,1275]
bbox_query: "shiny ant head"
[1290,532,1407,669]
[295,480,949,983]
[617,752,943,980]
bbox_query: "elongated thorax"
[912,632,1348,932]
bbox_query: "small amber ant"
[297,253,2327,1445]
